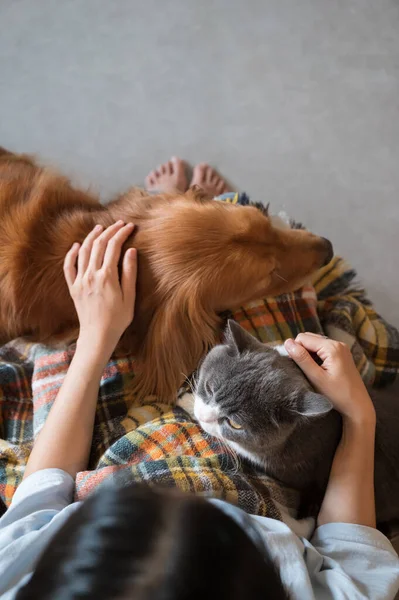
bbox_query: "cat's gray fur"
[194,320,399,524]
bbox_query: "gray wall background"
[1,0,398,325]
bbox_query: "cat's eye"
[226,418,242,430]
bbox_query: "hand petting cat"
[284,333,376,425]
[285,333,377,528]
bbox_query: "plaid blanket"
[1,193,398,534]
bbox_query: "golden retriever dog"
[0,148,333,401]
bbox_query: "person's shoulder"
[0,470,80,600]
[0,469,75,528]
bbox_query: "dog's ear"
[132,284,220,401]
[185,185,213,203]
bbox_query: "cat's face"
[194,320,332,467]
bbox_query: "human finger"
[63,243,80,288]
[284,338,322,386]
[78,225,104,274]
[294,332,338,355]
[302,332,328,338]
[121,248,137,317]
[88,221,125,271]
[102,223,135,273]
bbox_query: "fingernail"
[117,220,124,225]
[94,224,102,231]
[285,339,299,356]
[126,222,134,227]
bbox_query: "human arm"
[24,221,137,480]
[317,416,376,528]
[284,333,376,528]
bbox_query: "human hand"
[64,221,137,360]
[284,333,375,424]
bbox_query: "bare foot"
[145,157,188,193]
[190,163,231,196]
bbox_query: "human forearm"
[24,222,136,481]
[285,334,378,528]
[24,340,110,479]
[317,415,376,528]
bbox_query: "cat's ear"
[225,320,263,354]
[297,392,333,417]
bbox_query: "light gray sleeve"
[0,469,78,598]
[0,468,75,529]
[309,523,399,600]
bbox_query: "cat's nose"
[195,407,218,423]
[197,410,217,423]
[194,396,218,424]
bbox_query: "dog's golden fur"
[0,148,333,401]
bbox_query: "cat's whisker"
[270,413,281,429]
[225,447,241,475]
[273,271,288,283]
[213,433,241,475]
[199,429,239,474]
[191,373,199,393]
[181,372,196,396]
[226,446,241,476]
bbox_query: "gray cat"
[193,320,399,524]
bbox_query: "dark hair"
[17,484,288,600]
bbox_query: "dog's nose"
[321,238,334,266]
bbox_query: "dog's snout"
[321,237,334,266]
